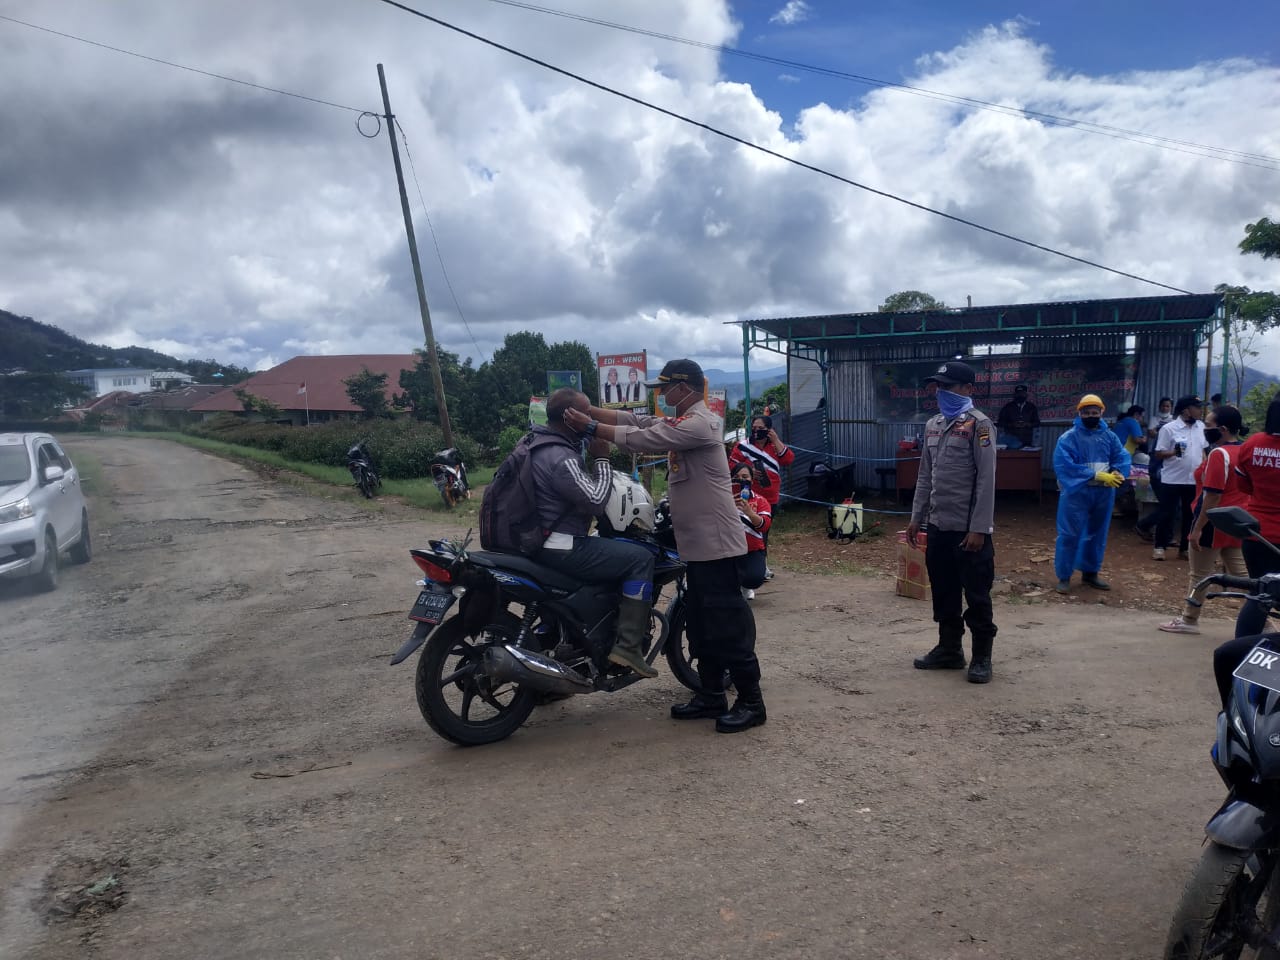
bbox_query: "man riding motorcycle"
[530,388,658,678]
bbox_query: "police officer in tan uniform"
[906,360,998,684]
[565,359,766,732]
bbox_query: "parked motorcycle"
[390,473,700,746]
[1165,506,1280,960]
[429,447,469,508]
[346,442,381,499]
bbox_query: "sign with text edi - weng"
[597,351,648,411]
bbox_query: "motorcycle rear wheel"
[356,468,376,499]
[1165,841,1280,959]
[415,614,537,746]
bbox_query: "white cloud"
[0,6,1277,378]
[769,1,812,27]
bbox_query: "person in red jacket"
[1212,396,1280,707]
[728,414,795,508]
[728,414,794,579]
[731,463,772,599]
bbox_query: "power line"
[0,13,375,114]
[477,0,1280,170]
[373,0,1195,296]
[394,119,490,364]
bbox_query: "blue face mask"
[936,388,974,419]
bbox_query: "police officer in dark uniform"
[906,360,999,684]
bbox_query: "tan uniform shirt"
[614,401,745,562]
[910,409,997,535]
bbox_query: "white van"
[0,433,91,591]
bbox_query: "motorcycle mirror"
[1206,506,1263,540]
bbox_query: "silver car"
[0,433,91,591]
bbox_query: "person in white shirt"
[1150,395,1206,560]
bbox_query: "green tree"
[1241,217,1280,261]
[726,383,789,434]
[343,368,392,420]
[232,388,282,419]
[0,372,91,419]
[878,291,947,313]
[1241,381,1280,432]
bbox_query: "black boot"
[967,640,993,684]
[913,644,966,670]
[671,691,728,720]
[715,691,767,733]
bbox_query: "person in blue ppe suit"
[1053,394,1132,594]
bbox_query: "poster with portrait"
[707,389,727,419]
[597,351,647,411]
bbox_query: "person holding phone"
[731,463,771,599]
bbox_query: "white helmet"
[599,470,656,535]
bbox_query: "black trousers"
[1154,482,1197,551]
[925,526,997,659]
[737,551,767,590]
[1212,537,1280,708]
[685,556,760,695]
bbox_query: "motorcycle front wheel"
[356,468,376,499]
[415,614,537,746]
[661,594,703,693]
[1165,841,1280,959]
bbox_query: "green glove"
[1093,470,1122,488]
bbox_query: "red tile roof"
[190,355,419,413]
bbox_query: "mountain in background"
[703,366,787,406]
[1195,365,1280,403]
[0,309,249,382]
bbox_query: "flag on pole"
[297,382,307,395]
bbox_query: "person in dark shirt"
[995,385,1041,449]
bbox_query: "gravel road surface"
[0,436,1231,959]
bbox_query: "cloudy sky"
[1,0,1277,376]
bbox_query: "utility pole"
[377,63,453,447]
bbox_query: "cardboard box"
[895,530,930,600]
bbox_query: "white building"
[65,368,194,397]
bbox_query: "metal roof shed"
[738,293,1222,495]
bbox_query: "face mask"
[1157,411,1173,423]
[1081,416,1102,430]
[936,388,974,419]
[1204,427,1223,445]
[658,386,683,417]
[751,429,769,443]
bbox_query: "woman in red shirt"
[727,415,795,509]
[1157,406,1249,634]
[1232,397,1280,637]
[731,463,772,600]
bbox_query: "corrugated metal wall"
[805,330,1201,496]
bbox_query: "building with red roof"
[189,355,419,424]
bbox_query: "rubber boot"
[607,597,658,678]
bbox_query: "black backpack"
[479,431,576,555]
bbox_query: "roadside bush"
[185,417,480,479]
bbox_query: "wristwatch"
[583,420,598,438]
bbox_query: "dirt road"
[0,436,1233,959]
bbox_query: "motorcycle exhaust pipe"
[483,645,594,697]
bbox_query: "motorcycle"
[346,442,381,499]
[1165,506,1280,960]
[429,447,469,508]
[389,474,701,746]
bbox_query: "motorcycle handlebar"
[1214,574,1261,591]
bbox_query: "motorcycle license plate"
[409,587,455,625]
[1232,643,1280,696]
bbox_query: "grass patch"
[122,431,495,513]
[67,447,122,529]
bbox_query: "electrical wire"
[0,13,375,115]
[476,0,1280,170]
[394,119,490,364]
[372,0,1195,296]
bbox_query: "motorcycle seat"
[467,551,582,591]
